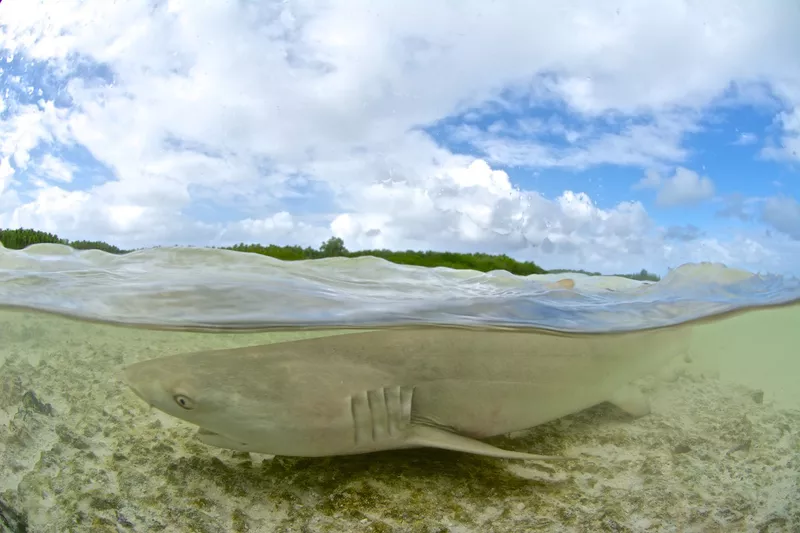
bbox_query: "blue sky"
[1,1,800,275]
[427,91,795,213]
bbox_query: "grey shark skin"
[121,326,690,461]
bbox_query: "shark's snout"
[118,364,153,405]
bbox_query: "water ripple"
[1,243,798,332]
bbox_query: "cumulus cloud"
[633,169,662,190]
[633,167,715,207]
[656,168,715,207]
[329,160,652,262]
[0,0,799,274]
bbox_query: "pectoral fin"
[407,425,574,462]
[196,428,254,452]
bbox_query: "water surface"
[1,243,799,333]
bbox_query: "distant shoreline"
[0,227,661,281]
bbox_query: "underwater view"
[1,244,798,532]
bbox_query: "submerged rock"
[0,497,28,533]
[20,391,53,417]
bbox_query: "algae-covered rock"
[0,496,27,533]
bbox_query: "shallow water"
[0,245,798,532]
[1,243,799,332]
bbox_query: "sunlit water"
[0,244,798,532]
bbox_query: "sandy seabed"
[0,307,798,533]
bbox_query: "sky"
[1,0,800,276]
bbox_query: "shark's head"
[119,350,280,448]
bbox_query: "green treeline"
[0,228,660,281]
[0,228,128,254]
[229,238,548,276]
[548,267,660,282]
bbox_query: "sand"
[0,307,798,533]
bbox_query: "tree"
[319,237,348,257]
[0,228,65,249]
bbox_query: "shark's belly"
[408,326,691,438]
[228,377,608,456]
[217,385,419,457]
[410,378,614,438]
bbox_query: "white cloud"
[669,234,778,271]
[0,157,14,195]
[0,184,174,239]
[36,154,75,183]
[0,0,798,274]
[633,169,662,190]
[633,167,715,207]
[733,132,757,145]
[329,159,660,270]
[0,102,70,171]
[656,168,715,207]
[761,109,800,161]
[461,113,695,170]
[224,212,328,248]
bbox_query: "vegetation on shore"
[0,227,661,281]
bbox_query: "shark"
[120,325,690,461]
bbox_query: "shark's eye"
[173,394,196,410]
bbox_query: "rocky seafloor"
[0,308,798,533]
